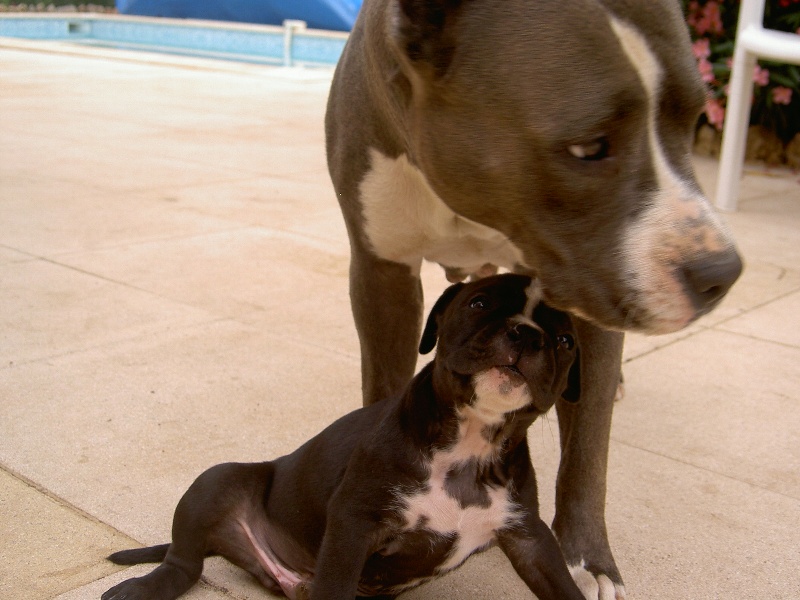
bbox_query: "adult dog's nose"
[508,323,545,349]
[682,249,743,313]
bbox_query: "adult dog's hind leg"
[553,320,626,599]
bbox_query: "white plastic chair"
[714,0,800,211]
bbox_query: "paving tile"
[0,258,216,366]
[103,175,346,244]
[0,246,33,265]
[623,260,800,361]
[725,193,800,272]
[614,328,800,499]
[0,177,245,257]
[56,227,358,351]
[54,563,235,600]
[718,288,800,348]
[693,154,800,204]
[0,131,248,197]
[0,468,134,600]
[0,319,360,543]
[605,443,800,600]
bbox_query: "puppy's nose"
[508,323,544,349]
[682,249,743,313]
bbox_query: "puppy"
[102,274,583,600]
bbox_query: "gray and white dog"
[325,1,743,597]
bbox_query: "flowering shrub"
[682,0,800,144]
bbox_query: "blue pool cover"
[116,0,362,31]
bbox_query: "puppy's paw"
[102,577,149,600]
[569,561,626,600]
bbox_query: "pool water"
[0,13,348,67]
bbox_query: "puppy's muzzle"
[506,320,545,356]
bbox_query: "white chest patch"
[358,148,525,276]
[397,410,523,572]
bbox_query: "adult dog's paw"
[569,561,626,600]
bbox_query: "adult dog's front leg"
[349,242,423,406]
[554,319,626,600]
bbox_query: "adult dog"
[103,275,582,600]
[325,1,743,597]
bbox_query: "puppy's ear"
[392,0,467,78]
[419,282,464,354]
[561,347,581,403]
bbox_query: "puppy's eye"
[557,334,575,350]
[469,295,490,310]
[568,137,610,161]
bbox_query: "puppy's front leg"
[309,514,375,600]
[498,513,585,600]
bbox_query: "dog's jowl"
[102,275,584,600]
[325,1,743,596]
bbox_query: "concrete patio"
[1,39,798,600]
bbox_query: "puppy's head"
[420,274,579,420]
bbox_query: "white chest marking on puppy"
[358,149,525,276]
[398,411,522,572]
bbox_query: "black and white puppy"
[102,274,582,600]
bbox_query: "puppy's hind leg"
[103,462,273,600]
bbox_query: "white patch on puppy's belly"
[399,467,520,573]
[358,149,525,275]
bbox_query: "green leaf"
[770,72,799,89]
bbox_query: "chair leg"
[715,49,757,212]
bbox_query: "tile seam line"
[0,315,235,371]
[37,226,348,259]
[624,283,800,364]
[79,170,328,196]
[712,327,800,351]
[609,437,800,503]
[0,462,133,537]
[0,464,238,599]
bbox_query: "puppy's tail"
[107,543,170,565]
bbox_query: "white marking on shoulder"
[358,149,525,275]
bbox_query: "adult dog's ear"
[419,282,464,354]
[561,347,581,403]
[392,0,468,78]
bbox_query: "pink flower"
[772,86,793,105]
[693,1,723,36]
[705,97,726,130]
[753,65,770,86]
[698,57,715,83]
[692,38,711,59]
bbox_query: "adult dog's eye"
[469,295,490,310]
[568,137,610,161]
[557,334,575,350]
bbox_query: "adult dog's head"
[420,274,579,420]
[384,0,743,333]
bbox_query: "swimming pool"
[0,13,348,67]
